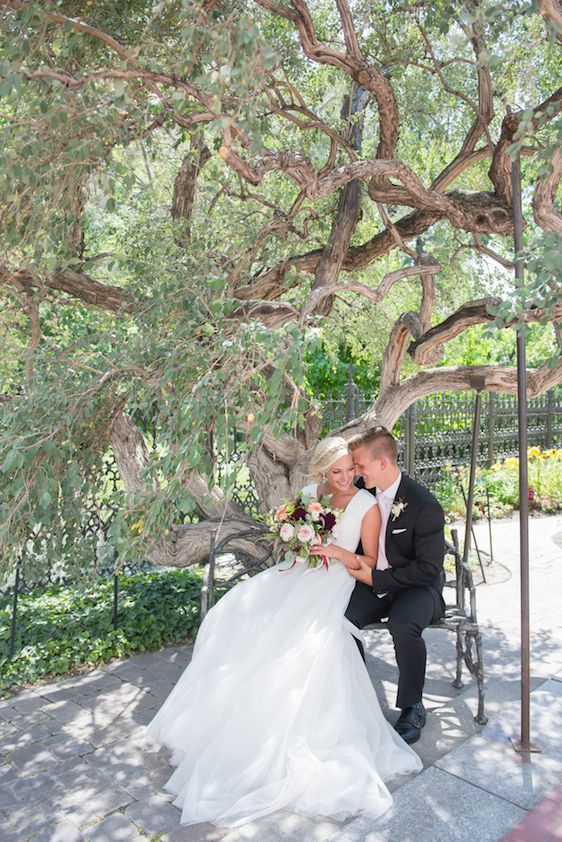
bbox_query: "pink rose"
[277,504,289,521]
[307,501,323,521]
[297,524,315,543]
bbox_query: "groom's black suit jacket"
[357,473,446,617]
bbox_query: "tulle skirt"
[146,561,422,827]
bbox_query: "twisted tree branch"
[533,147,562,235]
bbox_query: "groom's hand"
[343,555,373,586]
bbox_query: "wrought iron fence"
[324,386,562,485]
[214,436,261,517]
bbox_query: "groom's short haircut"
[348,426,398,464]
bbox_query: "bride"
[146,436,422,828]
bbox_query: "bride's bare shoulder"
[300,483,319,498]
[356,489,378,507]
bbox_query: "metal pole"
[9,556,22,660]
[207,528,217,610]
[487,392,496,468]
[510,154,540,754]
[112,574,119,628]
[111,547,120,629]
[460,483,486,582]
[201,528,217,621]
[407,403,416,476]
[463,388,483,570]
[345,363,355,423]
[545,389,554,449]
[486,487,494,565]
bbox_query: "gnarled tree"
[0,0,560,569]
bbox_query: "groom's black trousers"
[345,583,441,710]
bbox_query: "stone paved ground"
[1,512,561,842]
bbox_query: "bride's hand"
[310,543,340,561]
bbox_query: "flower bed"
[435,447,562,521]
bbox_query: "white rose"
[279,523,295,541]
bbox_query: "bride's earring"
[322,473,327,481]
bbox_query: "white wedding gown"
[146,485,422,827]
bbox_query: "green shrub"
[0,568,203,695]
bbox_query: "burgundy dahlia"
[320,511,336,531]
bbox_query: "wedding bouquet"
[266,495,342,569]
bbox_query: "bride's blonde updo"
[308,436,350,482]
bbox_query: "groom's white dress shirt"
[375,470,402,595]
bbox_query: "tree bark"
[164,518,268,568]
[1,263,133,312]
[409,297,562,365]
[365,358,562,430]
[532,147,562,236]
[172,133,211,246]
[312,85,369,315]
[539,0,562,45]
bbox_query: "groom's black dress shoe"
[394,702,426,744]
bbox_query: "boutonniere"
[390,499,408,521]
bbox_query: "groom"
[344,426,445,744]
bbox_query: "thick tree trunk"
[163,518,268,568]
[247,412,322,511]
[108,412,262,567]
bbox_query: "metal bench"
[200,525,487,725]
[200,524,273,620]
[364,528,487,724]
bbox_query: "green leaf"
[39,491,52,508]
